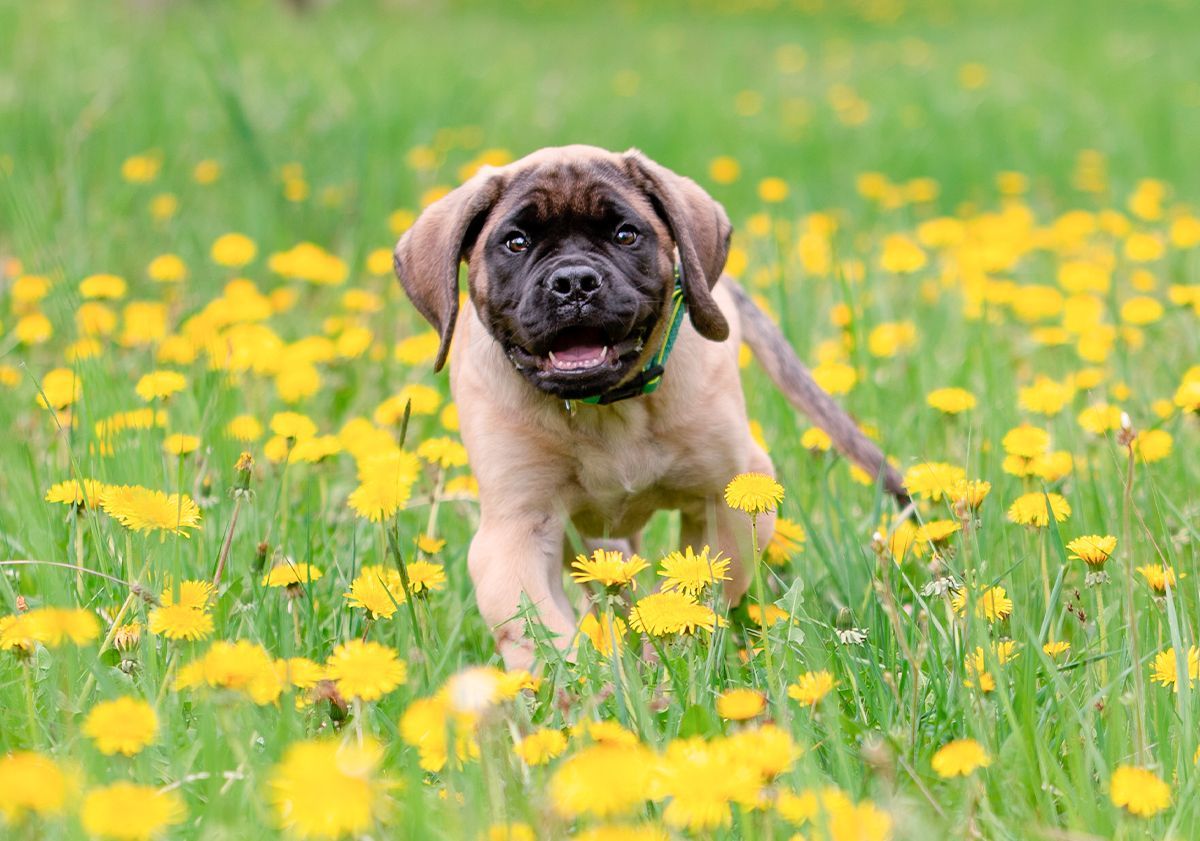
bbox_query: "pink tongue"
[553,343,605,362]
[550,328,607,361]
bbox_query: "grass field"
[2,0,1199,838]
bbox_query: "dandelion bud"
[1116,414,1137,447]
[232,452,254,499]
[113,621,142,652]
[870,531,887,557]
[836,607,854,630]
[15,595,28,613]
[254,541,271,573]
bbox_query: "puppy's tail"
[728,280,910,505]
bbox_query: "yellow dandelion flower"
[147,604,214,641]
[716,687,766,720]
[963,651,995,693]
[926,387,976,414]
[724,472,785,515]
[399,691,482,772]
[0,751,70,821]
[514,728,568,766]
[270,411,318,441]
[1007,492,1071,527]
[176,639,284,704]
[709,155,740,184]
[416,435,469,468]
[571,549,650,591]
[262,562,323,588]
[1019,376,1075,415]
[931,738,991,778]
[1132,428,1172,463]
[879,234,927,273]
[766,517,806,564]
[657,546,731,595]
[36,367,82,409]
[951,585,1013,622]
[1043,640,1071,658]
[134,370,187,401]
[800,426,832,451]
[758,177,789,203]
[629,591,716,636]
[949,478,991,511]
[82,696,158,756]
[269,738,388,838]
[158,579,213,610]
[725,723,799,781]
[81,782,185,840]
[811,360,857,394]
[746,603,789,625]
[550,742,655,819]
[787,670,836,706]
[1136,564,1177,594]
[147,253,186,282]
[1174,379,1200,413]
[211,232,257,267]
[406,561,447,595]
[100,485,202,537]
[1,607,100,650]
[578,612,628,658]
[1149,646,1199,690]
[1109,765,1171,817]
[325,640,407,702]
[394,331,441,366]
[654,737,762,831]
[79,273,127,300]
[162,433,199,456]
[44,478,107,509]
[1066,534,1117,566]
[903,462,966,501]
[1077,403,1123,435]
[344,565,407,618]
[914,519,960,545]
[1002,424,1050,458]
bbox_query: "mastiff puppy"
[395,145,905,668]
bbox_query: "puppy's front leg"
[469,509,577,671]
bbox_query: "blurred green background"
[3,0,1199,278]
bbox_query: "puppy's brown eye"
[613,225,639,246]
[504,234,530,253]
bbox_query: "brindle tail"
[728,280,910,505]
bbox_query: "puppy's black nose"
[547,266,602,304]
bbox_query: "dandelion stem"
[212,495,244,589]
[749,514,776,691]
[23,662,39,747]
[1120,443,1148,761]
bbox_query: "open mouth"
[544,327,616,372]
[537,327,645,374]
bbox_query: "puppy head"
[394,145,731,398]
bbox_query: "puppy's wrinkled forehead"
[484,159,666,238]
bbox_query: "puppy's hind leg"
[680,445,778,606]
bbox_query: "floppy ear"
[394,172,502,371]
[624,149,732,341]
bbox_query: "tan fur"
[397,145,887,669]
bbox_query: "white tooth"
[548,351,559,365]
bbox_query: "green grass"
[1,0,1198,838]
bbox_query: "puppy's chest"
[561,408,728,526]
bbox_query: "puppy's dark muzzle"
[546,265,603,306]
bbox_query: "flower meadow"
[2,1,1199,839]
